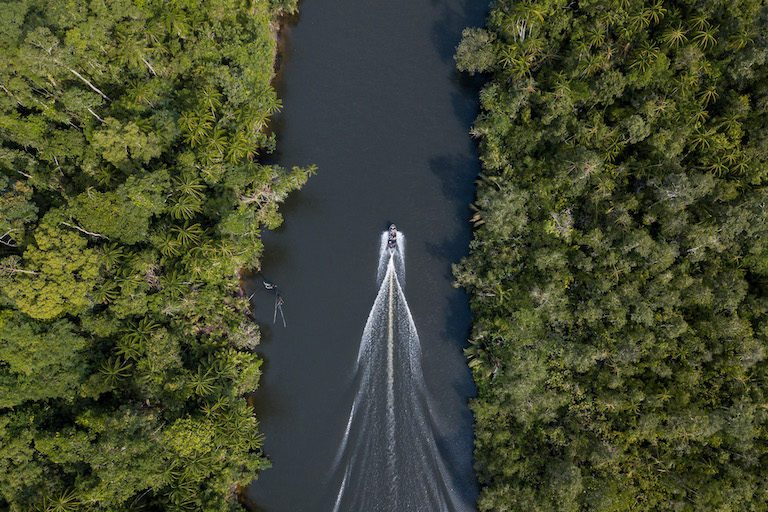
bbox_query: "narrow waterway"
[244,0,486,510]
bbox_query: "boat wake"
[330,229,470,512]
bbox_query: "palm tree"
[610,0,631,10]
[646,1,667,24]
[101,243,124,270]
[126,80,159,107]
[157,230,181,257]
[167,478,196,509]
[692,107,708,125]
[168,194,202,220]
[116,33,151,72]
[628,8,653,34]
[582,52,607,77]
[498,45,530,79]
[732,158,749,175]
[179,110,213,148]
[690,128,715,150]
[159,460,181,486]
[728,30,754,51]
[189,366,217,396]
[688,15,709,31]
[203,127,227,163]
[718,111,742,134]
[259,91,283,116]
[604,134,624,163]
[693,26,717,50]
[504,2,545,43]
[722,147,740,166]
[708,158,729,176]
[161,9,191,39]
[99,356,132,386]
[585,27,606,49]
[209,395,229,413]
[186,241,217,261]
[161,272,186,298]
[698,85,719,106]
[173,173,205,199]
[172,223,203,247]
[119,318,160,360]
[93,279,120,304]
[226,131,253,163]
[201,401,217,417]
[36,489,80,512]
[199,86,222,117]
[630,41,659,73]
[464,339,489,365]
[662,24,688,48]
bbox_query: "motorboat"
[387,224,397,250]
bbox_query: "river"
[244,0,486,510]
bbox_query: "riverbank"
[236,4,302,293]
[0,1,308,509]
[269,8,300,82]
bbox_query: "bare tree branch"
[69,68,111,101]
[87,107,106,123]
[3,267,39,275]
[0,229,20,247]
[142,57,157,76]
[60,221,110,240]
[0,83,23,106]
[0,256,39,276]
[238,184,273,206]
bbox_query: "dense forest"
[0,0,313,510]
[456,0,768,510]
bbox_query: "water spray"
[329,228,471,512]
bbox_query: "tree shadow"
[429,153,478,204]
[428,0,489,64]
[245,355,283,420]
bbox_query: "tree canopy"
[0,0,312,510]
[456,0,768,510]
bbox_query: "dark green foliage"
[456,0,768,510]
[0,0,310,510]
[455,28,496,75]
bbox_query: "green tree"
[3,213,101,320]
[0,313,94,407]
[455,27,496,74]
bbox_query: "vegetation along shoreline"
[455,0,768,510]
[0,0,312,510]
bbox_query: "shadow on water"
[429,0,486,64]
[428,154,478,202]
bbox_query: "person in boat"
[388,224,397,249]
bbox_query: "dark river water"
[244,0,486,510]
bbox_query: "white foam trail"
[377,231,390,286]
[386,256,397,505]
[395,232,406,286]
[330,230,471,512]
